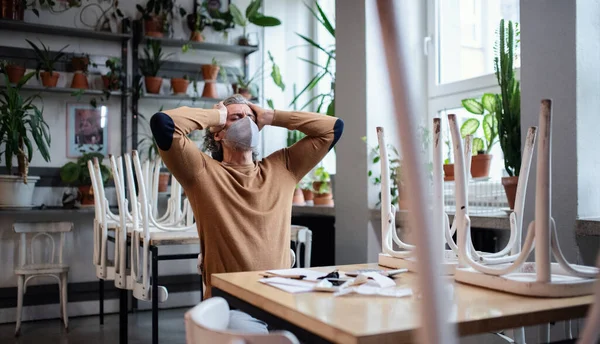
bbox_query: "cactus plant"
[494,19,521,177]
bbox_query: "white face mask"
[223,116,259,150]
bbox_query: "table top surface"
[212,263,593,344]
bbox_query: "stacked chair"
[89,151,196,317]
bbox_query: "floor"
[0,309,187,344]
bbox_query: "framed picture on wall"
[66,103,108,157]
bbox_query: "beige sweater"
[150,107,344,298]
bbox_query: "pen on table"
[261,272,307,280]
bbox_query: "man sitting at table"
[150,94,344,333]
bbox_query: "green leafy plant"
[460,94,499,155]
[313,166,331,194]
[289,1,335,116]
[25,39,69,76]
[60,148,110,186]
[136,0,187,34]
[234,51,284,98]
[494,19,521,177]
[202,0,235,36]
[229,0,281,40]
[0,71,51,183]
[140,40,172,77]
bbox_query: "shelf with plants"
[0,16,131,156]
[143,37,258,55]
[0,18,132,42]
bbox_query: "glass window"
[437,0,520,85]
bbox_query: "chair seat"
[15,263,69,275]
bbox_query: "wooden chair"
[185,297,299,344]
[13,222,73,336]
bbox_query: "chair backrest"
[185,297,300,344]
[13,222,73,267]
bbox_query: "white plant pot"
[0,175,40,207]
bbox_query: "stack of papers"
[259,269,413,298]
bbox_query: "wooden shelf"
[143,37,258,55]
[0,19,131,41]
[1,84,123,96]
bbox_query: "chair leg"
[61,273,69,330]
[15,275,24,336]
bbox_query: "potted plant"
[26,39,69,88]
[442,137,456,181]
[0,71,51,207]
[60,150,111,206]
[137,0,187,38]
[102,57,121,91]
[140,40,172,94]
[171,74,189,95]
[232,51,285,100]
[460,94,499,179]
[201,57,222,98]
[0,60,26,84]
[229,0,281,46]
[70,54,90,89]
[494,19,521,209]
[188,10,207,42]
[299,174,314,204]
[312,166,333,206]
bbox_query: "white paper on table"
[265,268,326,281]
[363,271,396,288]
[356,283,413,298]
[259,277,316,293]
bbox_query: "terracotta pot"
[238,36,250,46]
[302,189,314,201]
[158,172,170,193]
[79,185,95,205]
[40,71,59,87]
[201,64,220,98]
[313,193,334,206]
[190,31,203,42]
[232,84,252,99]
[502,176,519,210]
[443,164,454,181]
[171,78,190,94]
[312,181,334,206]
[5,64,25,83]
[144,15,165,37]
[102,75,119,90]
[71,56,89,72]
[1,0,24,20]
[292,187,305,205]
[71,72,89,89]
[470,154,492,179]
[145,76,163,94]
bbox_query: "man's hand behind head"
[248,102,274,130]
[210,101,228,133]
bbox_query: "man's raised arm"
[150,105,226,186]
[255,104,344,181]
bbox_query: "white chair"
[13,222,73,335]
[185,297,300,344]
[290,225,312,268]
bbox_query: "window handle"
[424,36,432,56]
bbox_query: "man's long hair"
[202,94,259,162]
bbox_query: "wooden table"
[212,263,593,344]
